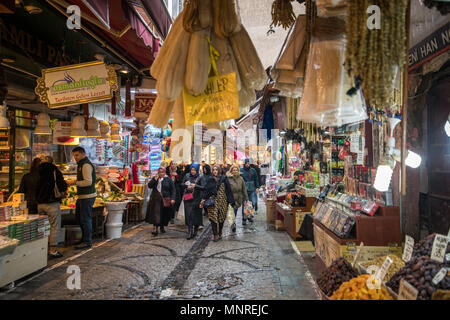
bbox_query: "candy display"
[331,274,394,300]
[317,257,359,297]
[360,254,405,282]
[386,256,450,300]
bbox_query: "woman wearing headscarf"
[202,165,235,242]
[226,164,249,233]
[146,167,176,236]
[181,163,203,239]
[199,164,212,219]
[166,161,182,223]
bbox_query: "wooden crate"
[0,237,48,287]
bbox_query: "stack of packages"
[97,165,110,180]
[8,222,24,244]
[0,205,11,222]
[108,166,120,183]
[271,16,307,98]
[149,0,268,154]
[296,0,367,127]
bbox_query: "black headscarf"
[203,164,211,176]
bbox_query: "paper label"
[402,235,414,262]
[352,242,364,267]
[446,253,450,262]
[375,256,392,281]
[398,279,418,300]
[432,268,447,285]
[430,234,448,263]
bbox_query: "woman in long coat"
[146,167,176,236]
[166,161,182,223]
[227,165,249,233]
[181,163,203,240]
[202,165,235,242]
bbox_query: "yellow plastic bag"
[183,36,239,125]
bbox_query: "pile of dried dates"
[317,257,359,297]
[386,255,449,300]
[412,233,450,260]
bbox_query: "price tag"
[375,256,392,282]
[402,235,414,262]
[398,279,418,300]
[430,234,448,263]
[432,268,447,285]
[352,242,364,267]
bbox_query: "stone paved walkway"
[0,200,319,300]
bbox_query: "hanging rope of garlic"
[270,0,297,30]
[344,0,408,109]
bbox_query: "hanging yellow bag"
[183,36,239,126]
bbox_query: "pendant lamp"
[98,120,111,140]
[110,123,120,141]
[71,115,87,137]
[86,116,100,137]
[35,113,52,135]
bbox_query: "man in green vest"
[67,146,96,249]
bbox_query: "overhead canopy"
[137,0,173,39]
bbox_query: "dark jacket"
[250,164,262,187]
[203,175,235,206]
[240,166,260,193]
[18,170,40,210]
[148,176,176,200]
[182,173,203,207]
[36,163,68,204]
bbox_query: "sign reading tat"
[35,61,118,109]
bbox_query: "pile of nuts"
[317,257,359,297]
[386,255,449,300]
[360,254,405,282]
[331,274,394,300]
[412,233,450,260]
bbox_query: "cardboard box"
[13,194,25,203]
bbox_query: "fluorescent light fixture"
[392,149,422,168]
[445,115,450,137]
[374,164,393,192]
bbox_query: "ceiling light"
[445,114,450,137]
[71,115,87,137]
[119,66,130,74]
[86,117,100,137]
[23,0,42,14]
[35,113,52,135]
[374,163,393,192]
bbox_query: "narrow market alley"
[0,200,320,300]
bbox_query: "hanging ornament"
[125,79,131,117]
[111,91,117,115]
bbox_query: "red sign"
[134,93,157,119]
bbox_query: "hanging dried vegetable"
[344,0,408,109]
[183,0,202,33]
[212,0,241,38]
[270,0,297,30]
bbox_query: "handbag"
[54,171,63,199]
[184,193,194,201]
[204,195,215,208]
[162,195,172,208]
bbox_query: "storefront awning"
[138,0,172,39]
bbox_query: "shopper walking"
[227,165,249,233]
[166,161,182,224]
[199,164,212,220]
[36,156,67,258]
[240,159,259,224]
[18,157,41,214]
[146,167,176,236]
[67,147,96,250]
[250,162,262,213]
[202,165,235,242]
[182,163,203,240]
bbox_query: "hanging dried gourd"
[344,0,408,109]
[270,0,297,30]
[183,0,202,33]
[212,0,241,38]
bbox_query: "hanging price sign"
[402,235,414,262]
[352,242,364,267]
[430,234,448,263]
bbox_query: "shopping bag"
[177,200,185,222]
[227,205,235,226]
[244,202,254,219]
[183,36,239,125]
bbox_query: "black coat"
[203,175,235,206]
[36,163,68,204]
[148,176,176,200]
[18,170,40,210]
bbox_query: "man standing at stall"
[67,146,96,250]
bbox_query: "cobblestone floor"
[0,200,319,300]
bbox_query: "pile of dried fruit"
[412,233,450,260]
[360,254,405,282]
[317,257,359,297]
[331,274,394,300]
[386,256,450,300]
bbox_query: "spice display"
[331,274,394,300]
[270,0,297,30]
[412,233,450,260]
[386,256,450,300]
[345,0,408,109]
[317,257,359,297]
[360,254,405,282]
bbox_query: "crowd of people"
[145,159,264,242]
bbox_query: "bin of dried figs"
[330,274,394,300]
[317,257,359,298]
[386,255,450,300]
[359,254,405,282]
[412,233,450,260]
